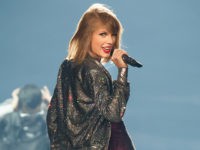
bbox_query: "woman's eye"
[99,32,107,37]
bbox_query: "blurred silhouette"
[0,84,51,150]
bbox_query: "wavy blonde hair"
[67,3,123,64]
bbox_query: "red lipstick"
[102,46,112,54]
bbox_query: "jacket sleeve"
[46,60,69,150]
[83,67,130,122]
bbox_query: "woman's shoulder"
[62,57,108,79]
[81,57,107,75]
[82,58,112,82]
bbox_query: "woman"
[47,3,136,150]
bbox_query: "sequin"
[46,57,132,149]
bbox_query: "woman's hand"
[111,49,128,68]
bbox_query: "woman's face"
[90,25,117,59]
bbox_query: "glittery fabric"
[46,56,131,150]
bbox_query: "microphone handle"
[122,54,143,68]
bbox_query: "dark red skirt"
[108,121,135,150]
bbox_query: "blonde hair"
[67,3,123,64]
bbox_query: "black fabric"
[108,121,135,150]
[47,57,132,150]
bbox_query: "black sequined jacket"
[47,56,130,150]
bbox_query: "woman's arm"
[83,66,130,122]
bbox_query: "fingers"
[111,49,128,68]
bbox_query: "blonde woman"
[47,3,136,150]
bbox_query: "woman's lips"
[102,48,112,54]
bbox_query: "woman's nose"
[107,35,115,44]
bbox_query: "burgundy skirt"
[108,121,135,150]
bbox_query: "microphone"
[122,54,143,68]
